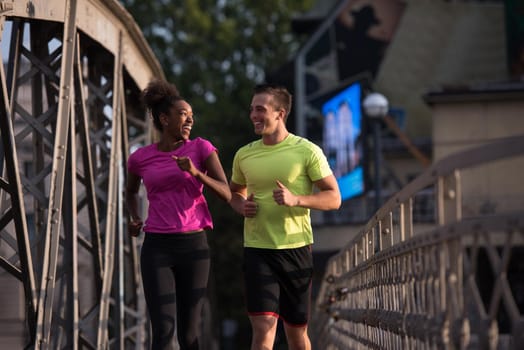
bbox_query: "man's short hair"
[254,83,293,120]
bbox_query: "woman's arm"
[199,151,232,202]
[229,181,257,217]
[125,171,143,236]
[174,151,231,202]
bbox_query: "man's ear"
[277,108,286,120]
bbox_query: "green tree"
[119,0,313,346]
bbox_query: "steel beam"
[0,0,159,348]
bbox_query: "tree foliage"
[120,0,312,156]
[119,0,314,345]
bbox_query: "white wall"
[431,97,524,216]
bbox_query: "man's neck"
[262,128,289,146]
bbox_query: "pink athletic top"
[127,137,217,233]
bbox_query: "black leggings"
[141,232,210,350]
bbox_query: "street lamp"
[363,92,389,213]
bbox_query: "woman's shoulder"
[188,137,218,159]
[190,137,216,149]
[191,136,209,144]
[129,143,157,159]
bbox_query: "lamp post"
[363,92,389,213]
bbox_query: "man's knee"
[250,314,279,348]
[284,324,311,350]
[250,315,278,333]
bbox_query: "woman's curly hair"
[142,79,182,131]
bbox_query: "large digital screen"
[322,82,364,200]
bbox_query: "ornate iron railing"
[311,135,524,349]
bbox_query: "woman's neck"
[157,137,185,152]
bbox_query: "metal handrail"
[312,135,524,349]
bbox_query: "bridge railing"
[311,135,524,349]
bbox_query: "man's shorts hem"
[247,311,308,328]
[247,311,279,319]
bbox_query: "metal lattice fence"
[312,136,524,350]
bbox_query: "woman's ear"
[159,112,169,126]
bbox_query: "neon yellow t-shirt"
[231,134,333,249]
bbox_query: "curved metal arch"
[8,0,164,87]
[0,0,163,348]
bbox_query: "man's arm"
[272,174,341,211]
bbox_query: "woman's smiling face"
[165,100,194,140]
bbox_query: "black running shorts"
[243,245,314,326]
